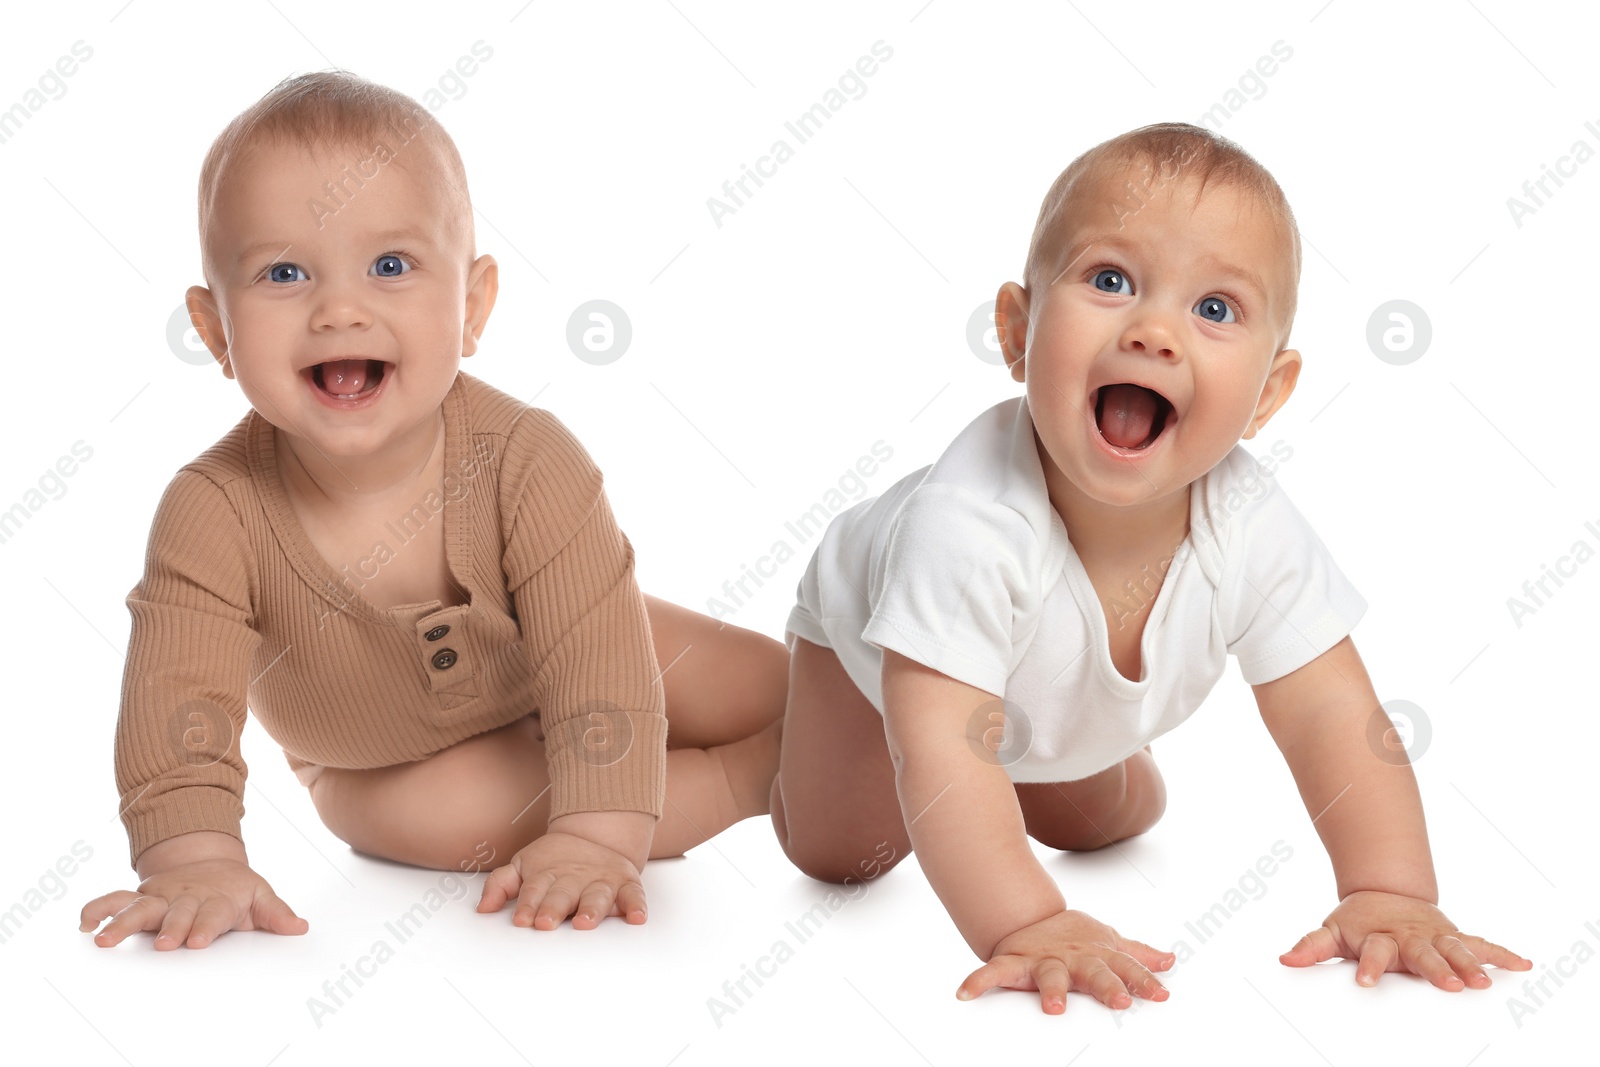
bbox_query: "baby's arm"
[82,469,307,949]
[1254,634,1530,988]
[475,412,668,930]
[881,650,1173,1013]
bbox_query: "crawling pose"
[82,71,785,950]
[770,122,1529,1013]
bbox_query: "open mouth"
[1093,384,1174,451]
[310,359,387,400]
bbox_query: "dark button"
[431,648,458,670]
[424,625,451,641]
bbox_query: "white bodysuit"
[785,396,1369,783]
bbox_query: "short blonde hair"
[196,70,473,287]
[1023,122,1301,345]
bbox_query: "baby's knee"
[771,782,907,884]
[783,838,907,885]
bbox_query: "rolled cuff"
[543,709,669,820]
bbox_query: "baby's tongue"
[321,359,374,394]
[1098,384,1158,448]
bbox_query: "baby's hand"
[79,859,309,950]
[476,831,646,930]
[956,909,1175,1014]
[1280,890,1532,990]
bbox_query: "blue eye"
[372,254,410,277]
[265,263,305,284]
[1092,268,1129,294]
[1194,296,1236,324]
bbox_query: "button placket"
[413,604,476,697]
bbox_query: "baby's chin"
[1034,426,1214,515]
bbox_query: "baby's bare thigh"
[771,638,911,884]
[308,714,552,872]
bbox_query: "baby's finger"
[476,864,524,914]
[614,880,648,924]
[571,882,617,931]
[1279,926,1339,967]
[957,954,1032,1001]
[183,896,237,949]
[1032,957,1071,1014]
[1069,956,1133,1009]
[531,880,581,931]
[1399,936,1464,992]
[1457,934,1532,972]
[253,890,309,936]
[511,870,559,929]
[80,890,138,931]
[1116,935,1177,973]
[92,896,167,947]
[1355,932,1398,987]
[154,896,200,951]
[1107,952,1169,1002]
[1435,935,1490,989]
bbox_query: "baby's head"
[186,70,497,464]
[995,122,1302,516]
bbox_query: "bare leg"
[1014,745,1167,851]
[643,594,788,749]
[769,636,1165,880]
[640,595,788,855]
[770,637,911,884]
[307,598,789,871]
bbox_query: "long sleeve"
[501,412,668,821]
[115,468,262,869]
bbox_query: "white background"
[2,1,1595,1064]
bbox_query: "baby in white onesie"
[770,122,1529,1015]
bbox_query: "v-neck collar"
[1054,490,1196,696]
[246,372,473,629]
[1009,396,1197,696]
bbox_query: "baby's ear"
[461,254,499,357]
[185,286,232,378]
[995,282,1030,382]
[1242,348,1301,439]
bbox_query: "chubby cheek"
[397,295,466,352]
[1193,372,1266,441]
[1023,380,1092,465]
[1023,354,1093,428]
[227,303,297,352]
